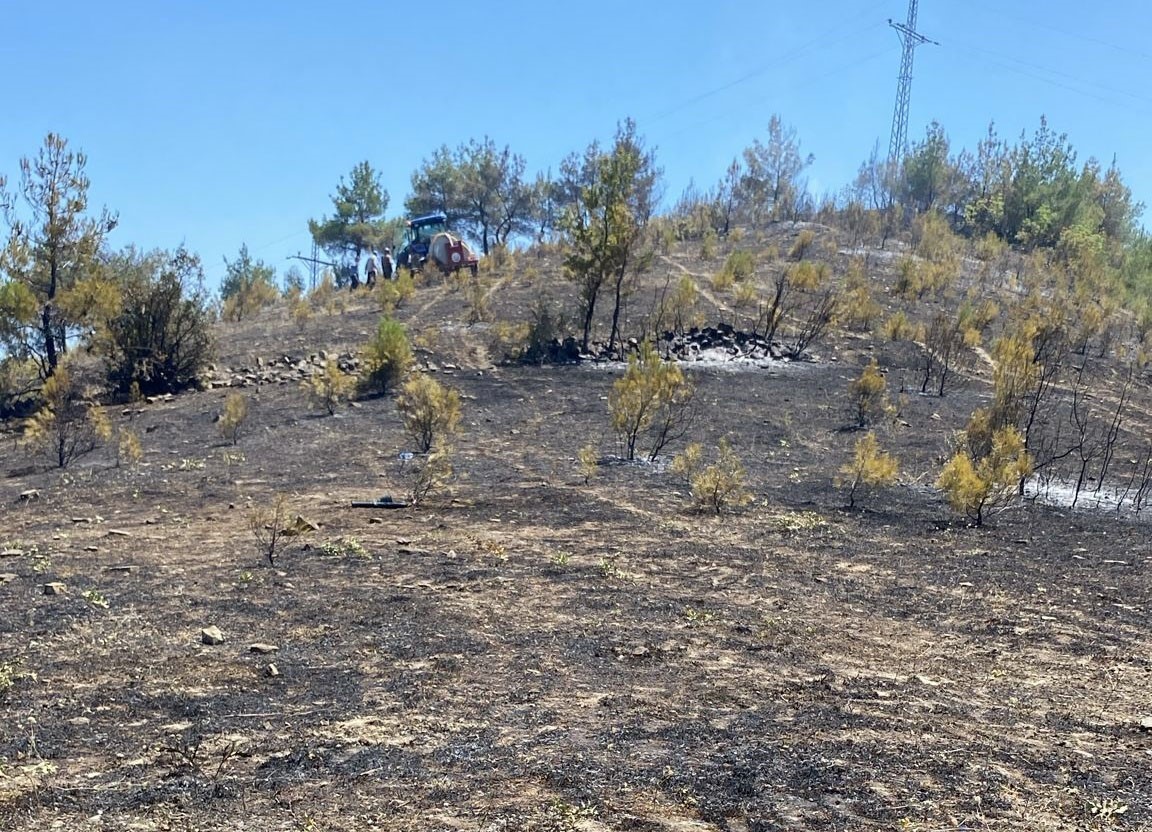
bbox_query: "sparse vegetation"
[836,431,899,508]
[303,358,356,415]
[217,392,248,444]
[577,444,598,484]
[2,119,1152,831]
[247,493,302,567]
[397,374,461,453]
[98,246,214,397]
[220,244,278,322]
[608,340,695,462]
[360,316,413,395]
[937,423,1032,526]
[22,364,107,468]
[849,358,890,428]
[409,445,453,505]
[117,428,142,468]
[688,438,752,513]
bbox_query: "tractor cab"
[397,213,448,269]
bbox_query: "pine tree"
[1,134,118,378]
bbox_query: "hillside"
[1,223,1150,831]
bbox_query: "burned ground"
[1,228,1150,831]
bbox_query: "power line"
[946,37,1152,113]
[646,2,891,124]
[661,45,898,143]
[965,1,1152,62]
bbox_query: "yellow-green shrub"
[835,432,898,508]
[397,374,461,453]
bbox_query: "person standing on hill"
[364,250,380,288]
[381,247,395,281]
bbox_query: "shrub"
[699,228,717,261]
[0,356,39,419]
[22,365,107,468]
[894,257,922,299]
[410,446,453,505]
[222,281,277,322]
[247,494,306,567]
[937,424,1032,526]
[609,340,695,462]
[376,270,415,313]
[361,316,413,395]
[465,276,489,323]
[732,282,758,325]
[689,439,752,514]
[789,260,826,290]
[118,429,142,468]
[711,268,734,293]
[835,432,898,508]
[303,359,356,415]
[789,229,816,260]
[974,231,1007,263]
[397,374,461,453]
[840,260,882,332]
[290,296,312,329]
[670,442,704,486]
[308,271,343,316]
[218,392,248,445]
[99,247,213,397]
[662,275,701,335]
[221,244,279,322]
[849,358,890,427]
[577,444,599,484]
[521,299,573,364]
[883,310,916,341]
[720,250,756,283]
[914,211,962,264]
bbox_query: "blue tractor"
[395,213,448,272]
[395,212,479,275]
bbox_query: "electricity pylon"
[887,0,938,166]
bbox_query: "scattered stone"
[71,517,92,523]
[43,582,67,596]
[0,548,23,558]
[249,643,279,655]
[161,722,194,734]
[107,529,131,537]
[84,546,99,552]
[68,717,91,727]
[266,663,280,677]
[201,626,226,645]
[0,573,17,585]
[1140,716,1152,730]
[19,489,40,501]
[103,565,133,574]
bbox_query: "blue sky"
[2,1,1149,292]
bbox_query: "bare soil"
[1,228,1150,831]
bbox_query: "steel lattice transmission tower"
[887,0,938,165]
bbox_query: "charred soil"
[1,227,1150,831]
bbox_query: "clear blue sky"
[2,1,1149,292]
